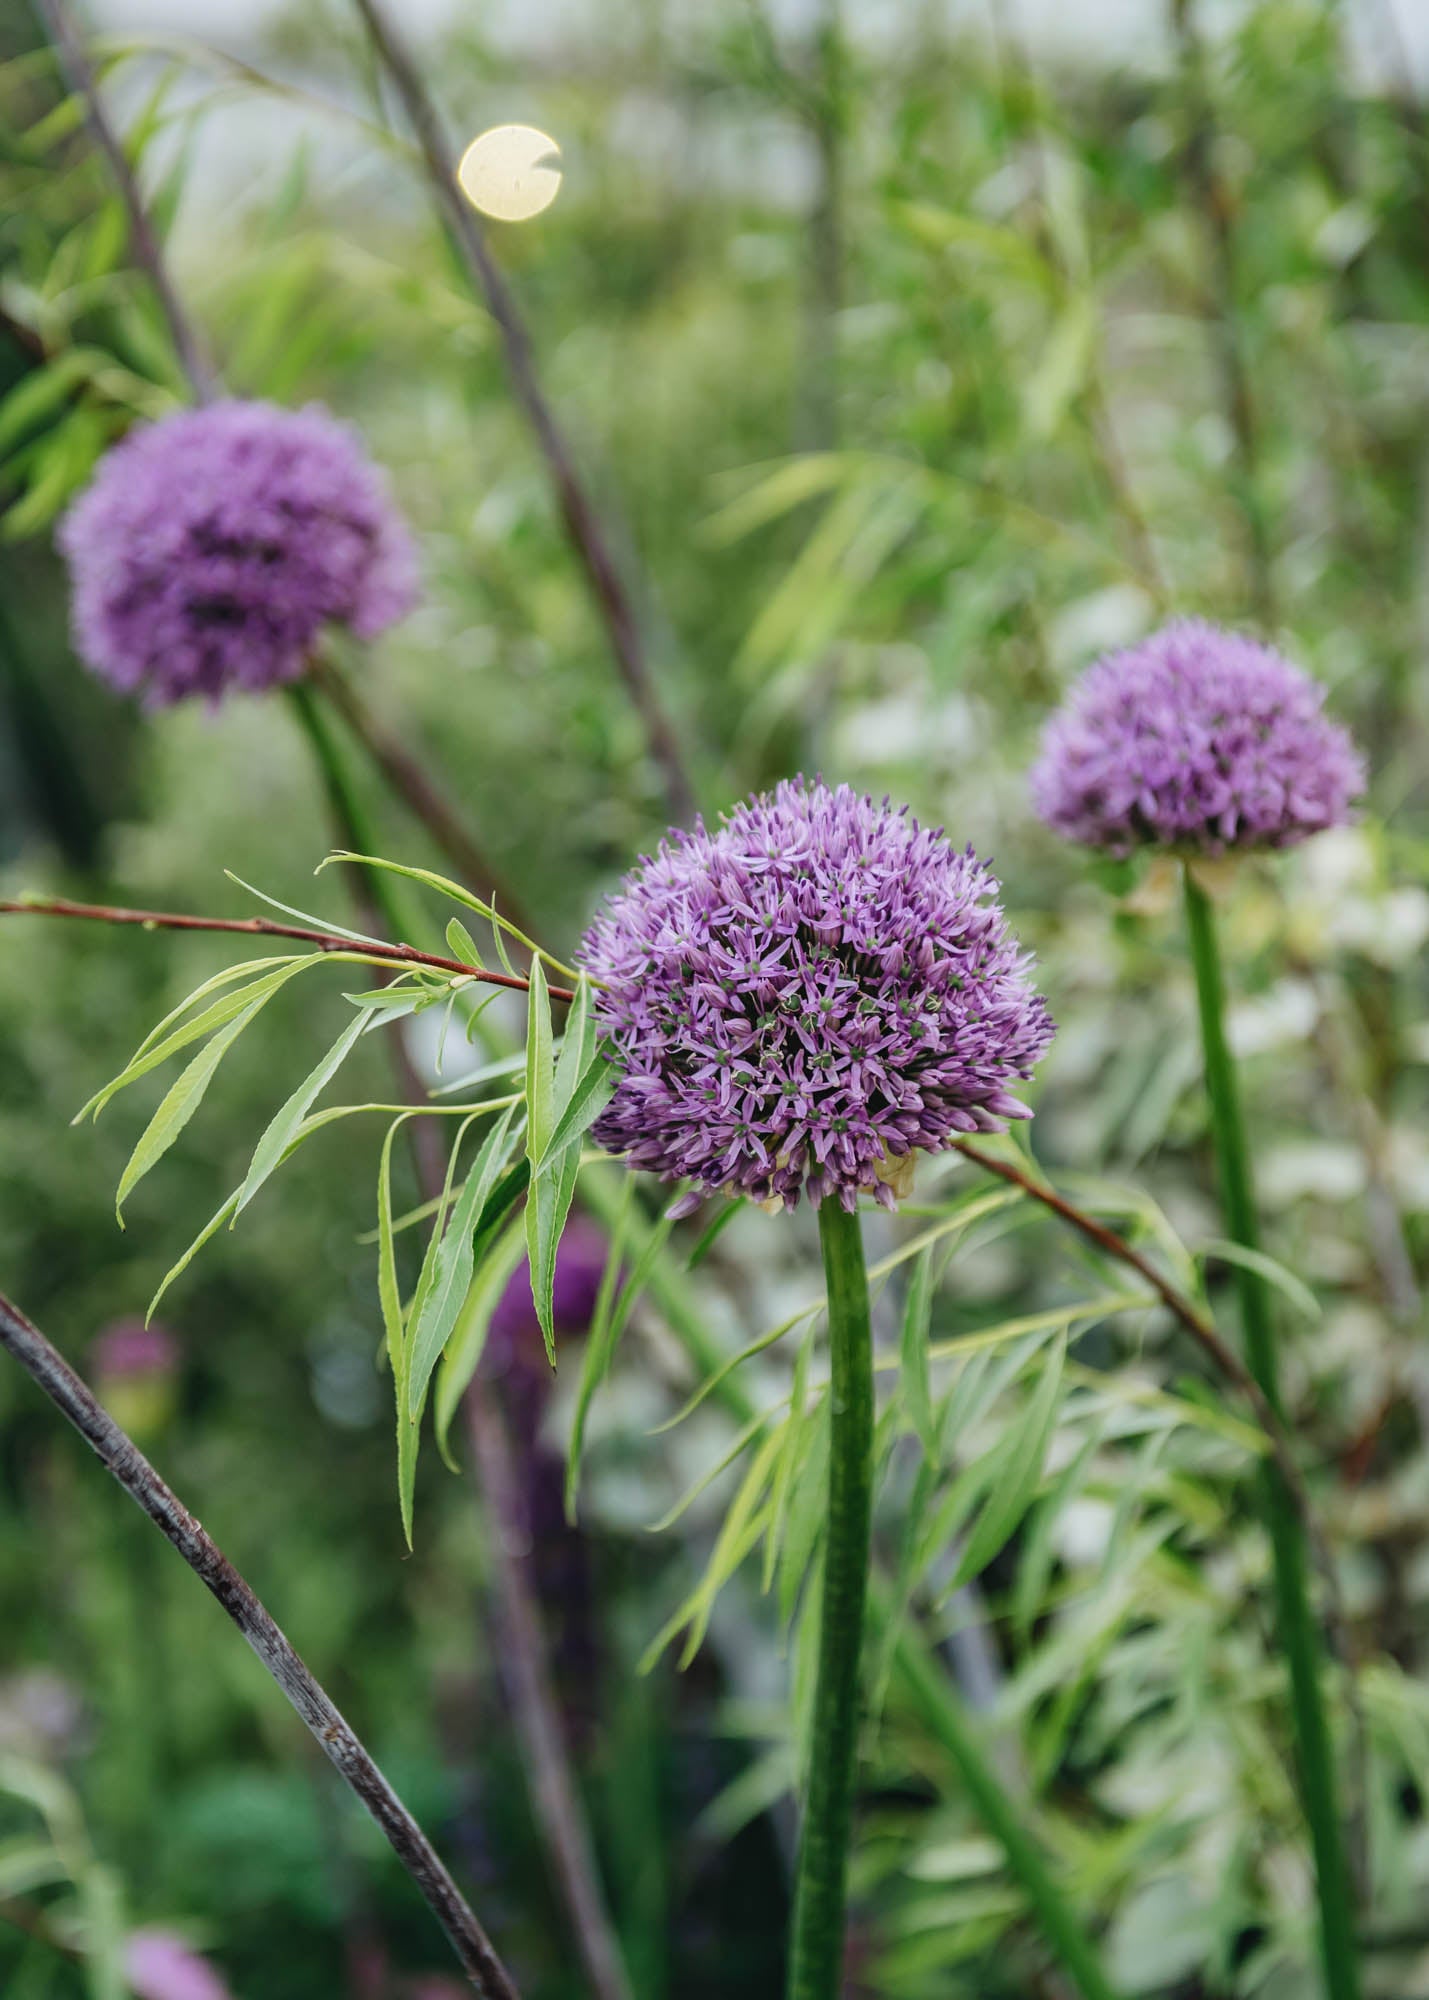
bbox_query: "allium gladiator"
[1031,619,1363,857]
[59,401,418,707]
[580,778,1054,1214]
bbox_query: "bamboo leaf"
[949,1335,1067,1591]
[433,1215,529,1457]
[900,1245,937,1462]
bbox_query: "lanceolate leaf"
[948,1334,1067,1591]
[79,956,314,1124]
[115,989,276,1222]
[407,1103,520,1419]
[525,958,555,1163]
[433,1215,528,1458]
[535,1043,617,1170]
[234,1007,376,1217]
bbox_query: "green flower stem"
[287,681,409,946]
[592,1174,1117,2000]
[786,1200,875,2000]
[1183,868,1360,2000]
[885,1605,1119,2000]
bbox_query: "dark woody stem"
[348,0,697,825]
[786,1201,875,2000]
[33,0,221,404]
[1183,868,1361,2000]
[0,1288,521,2000]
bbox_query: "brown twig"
[0,894,574,1002]
[310,653,537,938]
[347,0,696,825]
[462,1394,635,2000]
[0,1288,521,2000]
[33,0,221,404]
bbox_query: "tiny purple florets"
[59,400,418,707]
[580,779,1054,1215]
[1031,619,1364,857]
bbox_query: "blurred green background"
[2,1,1428,1994]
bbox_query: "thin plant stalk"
[1182,868,1361,2000]
[33,0,220,403]
[786,1200,875,2000]
[293,697,635,2000]
[347,0,696,824]
[0,1287,520,2000]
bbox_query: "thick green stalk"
[786,1201,875,2000]
[1183,869,1360,2000]
[601,1179,1117,1998]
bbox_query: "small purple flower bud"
[124,1932,235,2000]
[1031,619,1364,858]
[580,778,1054,1213]
[59,401,418,707]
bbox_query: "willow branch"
[33,0,220,404]
[0,895,573,1002]
[0,1288,520,2000]
[347,0,695,824]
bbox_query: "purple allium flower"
[580,778,1054,1215]
[125,1932,234,2000]
[59,401,418,707]
[1031,620,1364,858]
[90,1317,179,1382]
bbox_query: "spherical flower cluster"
[59,400,418,707]
[1031,619,1363,858]
[580,779,1054,1215]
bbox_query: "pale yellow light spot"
[456,125,562,222]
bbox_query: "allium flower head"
[580,779,1054,1215]
[59,400,418,706]
[1031,619,1363,858]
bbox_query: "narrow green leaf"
[115,992,273,1221]
[949,1335,1067,1590]
[525,958,555,1161]
[147,1191,241,1322]
[1200,1237,1321,1322]
[234,1007,375,1217]
[78,958,312,1123]
[445,917,484,968]
[433,1216,528,1457]
[407,1103,520,1418]
[536,1044,617,1170]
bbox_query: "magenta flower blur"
[580,779,1054,1215]
[1031,620,1363,857]
[59,401,418,706]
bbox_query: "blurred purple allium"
[1031,620,1364,858]
[125,1932,234,2000]
[580,778,1054,1215]
[90,1318,179,1382]
[59,401,418,707]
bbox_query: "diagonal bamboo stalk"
[347,0,696,824]
[0,1287,521,2000]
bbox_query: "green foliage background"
[2,2,1428,1995]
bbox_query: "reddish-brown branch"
[0,1288,520,2000]
[0,895,573,1003]
[349,0,696,825]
